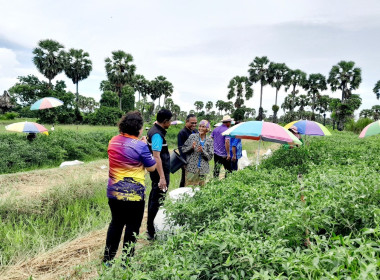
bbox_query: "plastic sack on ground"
[262,148,272,159]
[238,150,251,170]
[154,187,198,234]
[59,160,84,168]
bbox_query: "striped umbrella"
[5,122,48,133]
[30,97,64,110]
[222,121,302,169]
[359,120,380,138]
[284,120,331,136]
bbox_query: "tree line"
[3,39,380,127]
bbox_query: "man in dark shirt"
[177,114,197,187]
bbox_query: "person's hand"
[232,155,237,162]
[140,136,147,144]
[197,145,203,152]
[192,142,196,149]
[226,155,231,161]
[158,177,168,192]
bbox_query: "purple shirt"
[211,124,230,157]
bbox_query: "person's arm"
[232,146,237,162]
[182,135,196,153]
[225,137,230,160]
[140,144,157,172]
[152,151,167,190]
[177,131,185,156]
[201,139,214,161]
[151,134,167,191]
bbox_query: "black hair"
[157,109,173,123]
[118,111,143,136]
[186,114,196,121]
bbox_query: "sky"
[1,0,380,118]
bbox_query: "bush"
[345,118,373,134]
[88,106,123,126]
[0,130,114,174]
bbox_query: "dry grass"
[1,210,150,280]
[0,160,109,200]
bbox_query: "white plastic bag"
[238,150,251,170]
[59,160,84,168]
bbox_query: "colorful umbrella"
[222,121,302,169]
[359,120,380,138]
[284,120,331,136]
[30,97,64,110]
[5,122,48,133]
[171,120,184,125]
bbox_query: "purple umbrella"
[284,120,331,136]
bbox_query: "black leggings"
[103,198,145,262]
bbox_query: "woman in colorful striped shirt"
[103,111,156,264]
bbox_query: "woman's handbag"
[169,148,187,174]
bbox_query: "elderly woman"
[103,111,156,264]
[182,120,214,186]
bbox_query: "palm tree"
[328,61,361,102]
[64,48,92,104]
[268,62,289,122]
[305,73,327,120]
[360,109,373,119]
[328,61,361,130]
[227,76,253,109]
[373,80,380,100]
[194,101,204,112]
[33,39,66,87]
[172,104,181,120]
[248,56,270,120]
[316,95,331,125]
[133,74,147,104]
[215,100,225,116]
[151,76,173,107]
[205,101,213,112]
[297,94,309,119]
[105,50,136,110]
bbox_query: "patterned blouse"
[182,133,214,175]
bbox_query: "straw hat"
[221,115,233,122]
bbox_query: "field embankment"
[0,159,110,271]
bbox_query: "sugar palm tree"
[194,101,204,112]
[227,76,253,109]
[215,100,225,116]
[105,50,136,110]
[151,76,173,107]
[373,80,380,100]
[328,61,361,102]
[268,62,289,122]
[133,74,147,104]
[64,48,92,104]
[205,101,213,112]
[248,56,270,120]
[328,61,361,130]
[33,39,66,87]
[305,73,327,120]
[316,95,331,125]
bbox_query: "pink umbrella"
[223,121,302,169]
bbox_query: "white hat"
[221,115,233,122]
